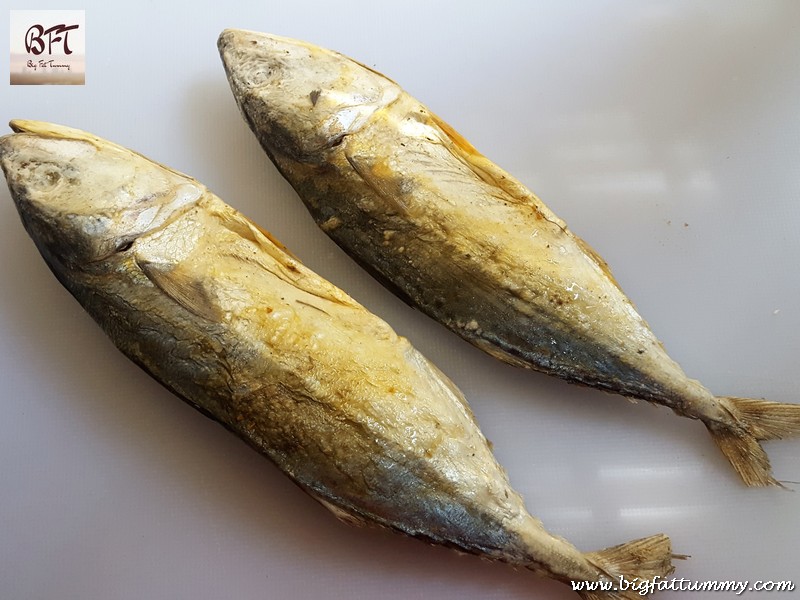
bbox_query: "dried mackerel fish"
[1,120,676,599]
[219,29,800,487]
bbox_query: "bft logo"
[25,23,80,56]
[10,10,85,85]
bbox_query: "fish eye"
[115,239,135,253]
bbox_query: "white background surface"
[2,2,799,598]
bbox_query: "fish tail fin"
[578,533,679,599]
[707,396,800,487]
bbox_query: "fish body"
[1,120,674,598]
[219,29,800,487]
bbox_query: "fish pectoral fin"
[427,112,566,226]
[137,258,222,322]
[212,202,303,263]
[344,149,412,217]
[427,112,626,292]
[209,202,361,310]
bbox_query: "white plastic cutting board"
[1,2,798,598]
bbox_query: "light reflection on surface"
[553,141,649,163]
[571,170,668,195]
[685,169,718,195]
[598,464,704,481]
[545,507,594,522]
[618,505,701,521]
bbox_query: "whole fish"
[219,29,800,487]
[1,120,676,599]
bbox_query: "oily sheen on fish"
[1,120,675,599]
[219,29,800,487]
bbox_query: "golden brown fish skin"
[218,30,800,487]
[217,30,708,410]
[1,121,675,597]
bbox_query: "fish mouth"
[6,120,196,184]
[12,119,96,138]
[218,30,402,163]
[217,29,313,52]
[217,29,400,84]
[217,29,301,85]
[7,120,118,154]
[1,121,206,269]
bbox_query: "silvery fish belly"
[1,120,675,598]
[218,29,800,488]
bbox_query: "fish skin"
[218,29,800,487]
[0,120,675,597]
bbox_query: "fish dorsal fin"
[137,259,223,322]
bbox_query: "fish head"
[0,120,203,273]
[218,29,401,162]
